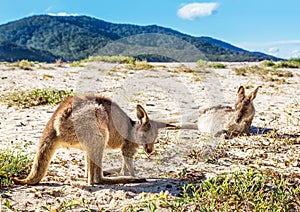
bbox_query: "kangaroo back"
[198,105,234,136]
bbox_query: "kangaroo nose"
[144,144,153,154]
[146,148,153,154]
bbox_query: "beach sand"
[0,61,299,211]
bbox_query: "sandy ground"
[0,61,299,211]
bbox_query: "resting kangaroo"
[198,86,261,137]
[13,94,174,185]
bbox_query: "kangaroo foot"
[103,168,122,176]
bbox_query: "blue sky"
[1,0,300,59]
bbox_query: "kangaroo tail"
[13,134,59,185]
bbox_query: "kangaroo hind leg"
[84,133,106,186]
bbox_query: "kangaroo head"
[135,104,175,154]
[234,86,261,124]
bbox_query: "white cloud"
[177,2,219,20]
[48,12,79,17]
[45,6,53,13]
[291,49,300,58]
[236,40,300,59]
[291,49,300,54]
[267,40,300,45]
[267,47,279,56]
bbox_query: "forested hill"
[0,40,56,62]
[0,15,280,62]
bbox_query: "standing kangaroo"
[198,86,261,137]
[13,94,174,185]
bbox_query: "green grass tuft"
[81,55,135,64]
[209,62,226,69]
[288,57,300,63]
[3,60,36,70]
[124,60,154,70]
[261,60,276,67]
[0,147,31,187]
[196,59,208,69]
[1,88,74,108]
[233,64,294,79]
[127,169,299,211]
[69,61,84,67]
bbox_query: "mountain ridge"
[0,15,281,62]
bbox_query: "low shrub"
[1,89,73,108]
[81,55,135,64]
[124,60,154,70]
[209,62,226,69]
[69,61,84,67]
[196,59,208,69]
[13,60,35,70]
[261,60,276,67]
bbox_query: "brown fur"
[225,86,261,136]
[198,86,261,137]
[13,94,174,185]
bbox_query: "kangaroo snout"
[143,143,154,154]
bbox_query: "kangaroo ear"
[136,104,149,124]
[237,86,245,98]
[248,86,261,100]
[154,121,178,129]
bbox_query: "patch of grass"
[271,69,293,77]
[196,59,208,69]
[12,60,36,70]
[261,59,300,69]
[0,147,31,187]
[288,57,300,63]
[233,65,293,80]
[40,198,98,211]
[209,62,226,69]
[233,65,266,76]
[42,74,54,80]
[69,61,84,67]
[41,200,81,211]
[261,60,276,67]
[274,60,300,68]
[176,64,195,73]
[245,85,254,89]
[1,88,74,108]
[232,66,249,76]
[124,60,154,70]
[127,169,299,211]
[1,61,9,66]
[81,55,135,64]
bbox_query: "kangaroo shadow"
[79,178,189,196]
[249,126,273,135]
[250,125,300,139]
[6,177,190,198]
